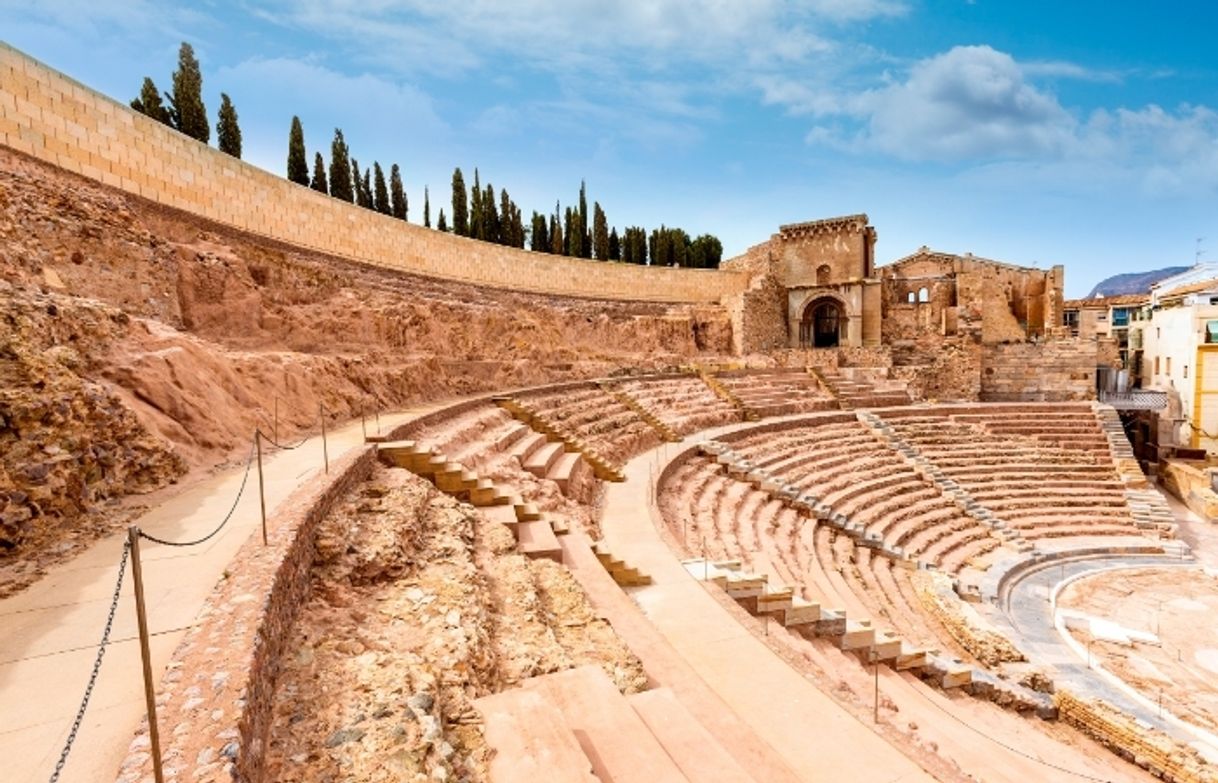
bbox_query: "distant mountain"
[1085,266,1189,298]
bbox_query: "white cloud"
[851,45,1077,160]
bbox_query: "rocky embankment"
[264,466,646,781]
[0,146,734,592]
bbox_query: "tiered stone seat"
[726,420,1000,570]
[881,413,1145,542]
[951,408,1110,454]
[713,370,837,417]
[516,383,660,465]
[617,374,740,434]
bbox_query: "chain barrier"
[255,418,310,450]
[48,539,132,783]
[136,437,257,548]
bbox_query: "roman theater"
[5,44,1218,783]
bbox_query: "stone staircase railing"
[598,380,681,443]
[1093,404,1177,536]
[695,369,758,421]
[494,396,626,482]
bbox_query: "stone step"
[516,520,563,563]
[473,686,598,783]
[523,666,688,783]
[524,440,566,478]
[627,688,756,783]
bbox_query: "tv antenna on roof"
[1198,237,1207,265]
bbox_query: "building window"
[917,287,929,303]
[1207,321,1218,344]
[816,264,831,285]
[1185,365,1189,379]
[1155,357,1161,375]
[1112,309,1129,327]
[907,292,915,304]
[1167,357,1172,374]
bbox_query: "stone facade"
[980,340,1098,402]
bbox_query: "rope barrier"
[136,438,256,548]
[48,539,132,783]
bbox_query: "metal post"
[255,430,268,546]
[360,404,367,441]
[872,649,880,724]
[273,397,279,446]
[128,528,165,783]
[320,403,329,474]
[375,406,381,436]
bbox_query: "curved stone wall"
[0,44,748,304]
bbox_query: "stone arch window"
[907,291,916,304]
[918,286,930,303]
[816,264,831,285]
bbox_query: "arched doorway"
[800,297,843,348]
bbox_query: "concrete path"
[600,427,936,782]
[0,408,427,783]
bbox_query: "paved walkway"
[600,427,936,782]
[0,408,427,783]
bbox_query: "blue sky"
[3,1,1217,297]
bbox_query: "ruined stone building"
[722,213,1064,355]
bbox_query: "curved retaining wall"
[115,446,377,783]
[0,44,748,304]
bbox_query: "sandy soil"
[1060,566,1218,734]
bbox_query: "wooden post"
[320,403,329,474]
[255,430,267,546]
[128,528,165,783]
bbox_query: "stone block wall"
[114,446,377,783]
[981,340,1098,402]
[0,44,747,305]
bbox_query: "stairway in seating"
[593,541,653,586]
[493,395,626,482]
[816,368,911,410]
[1094,404,1177,536]
[599,380,682,443]
[695,368,758,421]
[681,557,940,679]
[377,440,564,562]
[475,665,758,783]
[854,412,1033,555]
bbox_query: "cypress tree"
[593,202,609,261]
[389,164,406,219]
[310,152,328,194]
[216,93,241,158]
[565,207,578,257]
[361,168,373,209]
[423,187,431,228]
[451,168,468,236]
[549,210,563,256]
[351,159,366,206]
[329,129,353,202]
[578,180,590,258]
[484,184,500,244]
[609,227,621,261]
[168,42,209,143]
[130,77,171,125]
[438,209,448,232]
[287,117,309,185]
[530,211,548,251]
[373,162,391,215]
[470,169,483,240]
